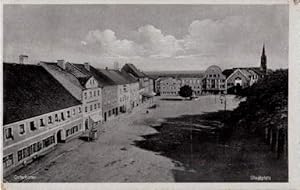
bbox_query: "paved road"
[6,95,240,182]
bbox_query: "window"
[5,128,13,140]
[94,104,97,109]
[43,136,55,148]
[89,91,92,98]
[48,116,53,124]
[72,109,75,115]
[19,124,25,135]
[90,105,93,111]
[3,154,13,168]
[78,107,82,113]
[61,113,65,121]
[67,111,71,118]
[84,92,87,99]
[30,121,37,131]
[98,103,101,108]
[55,114,59,122]
[98,90,100,96]
[94,91,96,97]
[85,106,88,113]
[40,118,46,127]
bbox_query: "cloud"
[82,16,281,66]
[134,25,184,57]
[83,25,183,59]
[84,29,140,57]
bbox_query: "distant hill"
[145,70,205,79]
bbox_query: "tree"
[179,85,193,99]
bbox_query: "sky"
[3,4,288,71]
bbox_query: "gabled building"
[121,63,154,103]
[97,69,131,114]
[120,70,140,109]
[3,62,82,176]
[40,61,103,131]
[223,45,267,94]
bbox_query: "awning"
[90,114,102,122]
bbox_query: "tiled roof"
[120,70,138,83]
[74,64,115,87]
[222,69,234,78]
[3,63,81,125]
[121,63,145,78]
[40,62,84,90]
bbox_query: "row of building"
[3,58,154,176]
[154,45,267,96]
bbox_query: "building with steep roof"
[3,62,83,176]
[40,61,103,131]
[121,63,154,103]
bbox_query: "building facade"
[202,65,226,94]
[41,61,103,130]
[180,77,202,96]
[3,63,82,176]
[160,77,182,96]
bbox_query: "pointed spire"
[262,44,265,56]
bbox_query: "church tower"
[260,44,267,75]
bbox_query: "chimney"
[114,61,119,70]
[19,55,28,64]
[57,60,66,70]
[84,62,90,71]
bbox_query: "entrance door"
[85,119,89,130]
[104,112,107,122]
[56,130,63,143]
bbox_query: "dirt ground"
[6,95,284,182]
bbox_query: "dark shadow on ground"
[134,111,288,182]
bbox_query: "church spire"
[260,44,267,75]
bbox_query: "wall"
[3,105,83,176]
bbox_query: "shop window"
[3,154,13,168]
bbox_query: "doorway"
[56,130,63,143]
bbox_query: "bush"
[179,85,193,98]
